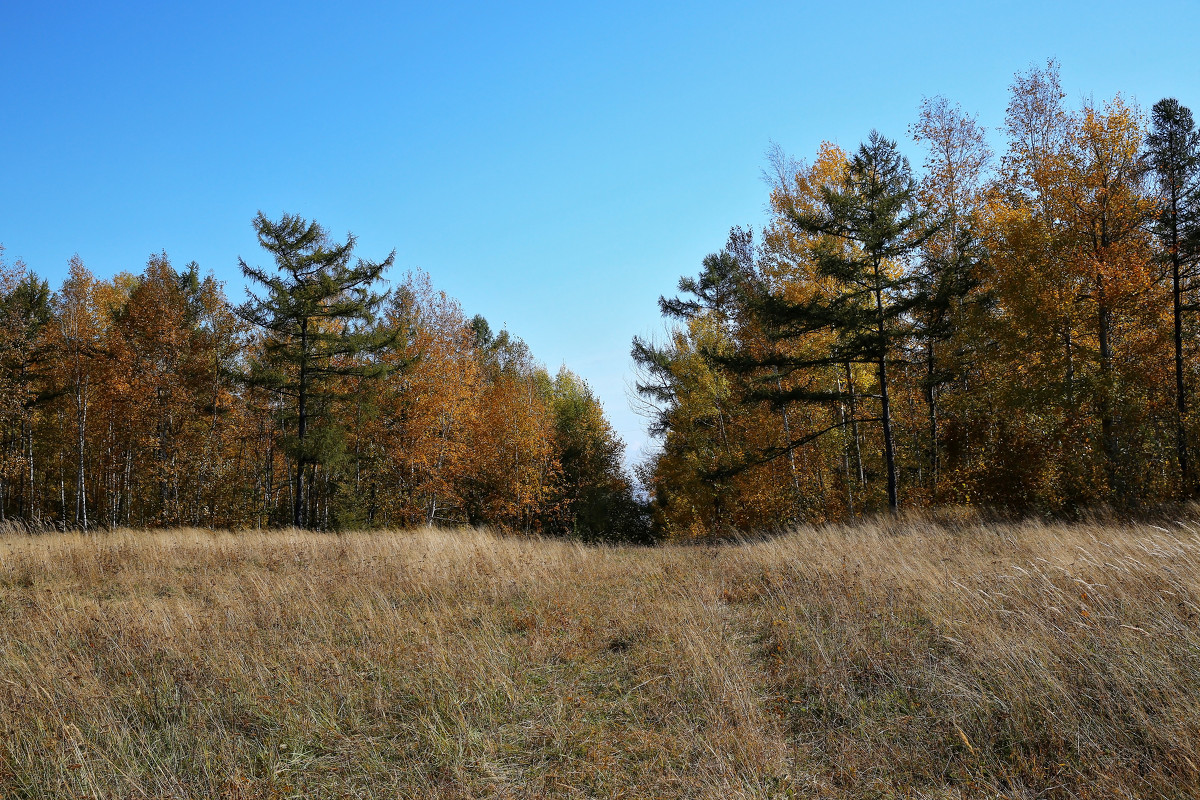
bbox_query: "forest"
[5,60,1200,539]
[0,214,644,538]
[634,61,1200,535]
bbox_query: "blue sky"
[3,1,1199,465]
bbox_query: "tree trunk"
[775,376,802,510]
[838,382,855,517]
[845,362,866,489]
[925,338,939,493]
[1097,275,1119,500]
[75,376,87,531]
[1173,214,1191,494]
[295,320,308,528]
[1064,326,1074,404]
[874,283,899,513]
[27,421,37,524]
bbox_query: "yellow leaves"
[984,87,1160,378]
[0,244,23,294]
[354,269,566,531]
[769,141,849,218]
[912,94,992,219]
[643,74,1191,532]
[762,142,850,291]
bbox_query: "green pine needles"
[730,132,935,512]
[236,212,401,528]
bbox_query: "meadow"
[1,516,1198,799]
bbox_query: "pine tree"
[727,132,932,512]
[632,229,758,530]
[1146,98,1200,493]
[236,212,399,528]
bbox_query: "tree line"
[0,213,647,538]
[634,61,1200,535]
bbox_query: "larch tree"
[978,61,1097,507]
[464,332,558,532]
[236,212,399,529]
[1053,97,1157,500]
[366,271,479,528]
[730,132,933,513]
[109,255,221,525]
[997,61,1079,397]
[632,229,762,532]
[910,96,992,492]
[1146,98,1200,493]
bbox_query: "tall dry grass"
[0,518,1197,798]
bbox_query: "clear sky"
[3,1,1199,466]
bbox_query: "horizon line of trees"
[634,61,1200,536]
[0,213,648,539]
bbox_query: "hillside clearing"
[1,519,1198,798]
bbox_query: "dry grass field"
[1,517,1199,799]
